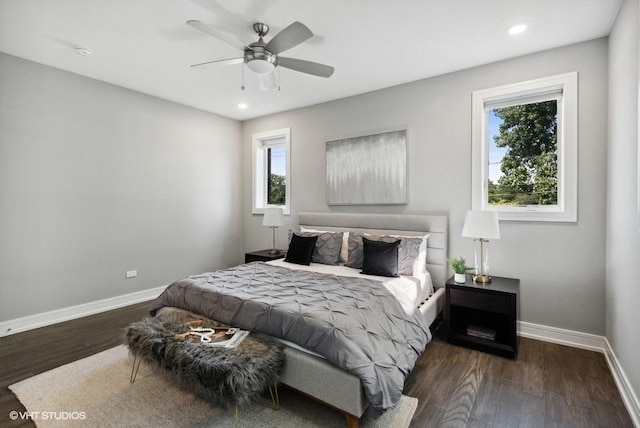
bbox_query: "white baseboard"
[604,338,640,428]
[517,320,639,426]
[517,320,606,352]
[0,286,166,338]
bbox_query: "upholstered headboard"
[297,212,449,288]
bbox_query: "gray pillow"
[345,232,367,269]
[346,232,425,275]
[393,236,425,276]
[288,230,344,265]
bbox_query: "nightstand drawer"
[449,288,512,315]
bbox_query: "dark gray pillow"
[346,232,425,275]
[361,237,400,277]
[288,230,344,265]
[285,233,318,265]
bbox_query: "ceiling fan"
[186,20,335,90]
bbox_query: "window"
[252,128,291,215]
[471,72,577,222]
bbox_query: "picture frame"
[326,129,407,205]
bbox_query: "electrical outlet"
[126,270,137,278]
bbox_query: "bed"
[149,212,448,427]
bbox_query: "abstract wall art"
[326,129,407,205]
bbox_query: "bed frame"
[277,212,448,428]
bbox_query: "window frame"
[471,72,578,222]
[252,128,291,215]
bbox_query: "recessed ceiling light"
[75,47,93,57]
[507,24,527,35]
[238,103,248,109]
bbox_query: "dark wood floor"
[406,326,634,428]
[0,304,634,428]
[0,302,151,428]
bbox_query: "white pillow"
[414,234,428,275]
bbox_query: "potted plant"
[449,257,471,283]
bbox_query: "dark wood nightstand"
[244,249,285,263]
[445,275,519,359]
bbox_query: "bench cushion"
[124,308,284,407]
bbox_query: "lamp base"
[473,274,492,284]
[268,248,281,255]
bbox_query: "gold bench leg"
[234,405,239,428]
[130,354,142,383]
[268,382,280,410]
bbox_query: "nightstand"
[445,275,519,359]
[244,249,285,263]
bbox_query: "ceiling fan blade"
[258,73,277,91]
[278,57,334,78]
[190,57,244,69]
[186,20,251,51]
[265,21,312,55]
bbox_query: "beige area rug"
[9,345,417,428]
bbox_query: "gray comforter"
[149,262,430,410]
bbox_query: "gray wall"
[0,53,243,322]
[242,39,609,335]
[607,0,640,407]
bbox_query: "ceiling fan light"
[246,59,276,75]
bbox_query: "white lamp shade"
[262,207,284,227]
[461,211,500,239]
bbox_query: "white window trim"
[471,72,578,222]
[252,128,291,215]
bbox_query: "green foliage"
[449,257,471,274]
[268,174,286,205]
[489,101,558,206]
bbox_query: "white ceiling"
[0,0,622,121]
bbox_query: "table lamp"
[461,210,500,283]
[262,207,284,255]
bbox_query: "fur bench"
[124,308,285,408]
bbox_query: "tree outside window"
[488,100,558,206]
[267,146,286,205]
